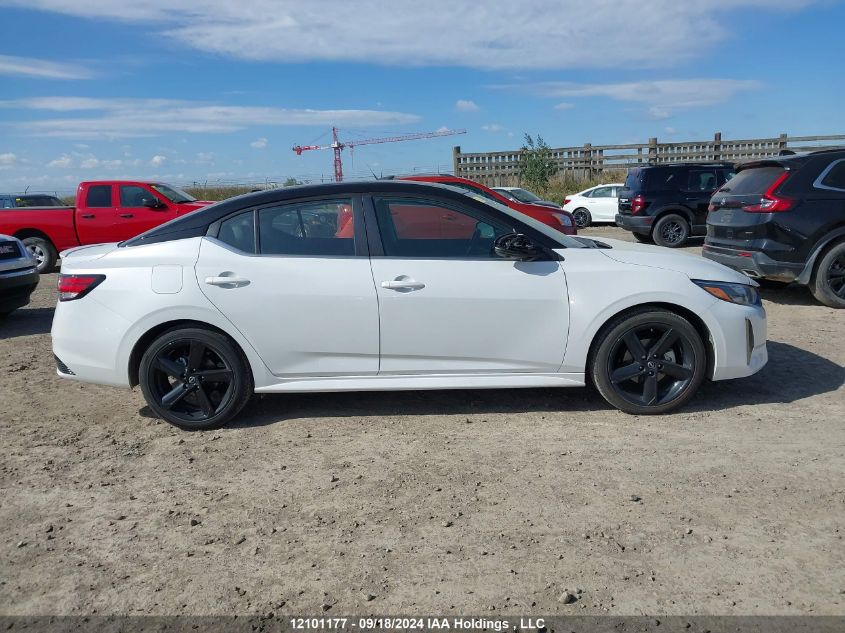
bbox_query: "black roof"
[124,179,464,247]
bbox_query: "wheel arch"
[652,206,695,225]
[128,319,254,387]
[14,228,56,245]
[586,301,716,381]
[798,225,845,285]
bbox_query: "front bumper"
[702,245,803,283]
[704,299,768,381]
[615,213,654,234]
[0,266,39,313]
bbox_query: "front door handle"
[120,213,134,218]
[381,278,425,291]
[205,275,250,287]
[81,213,95,219]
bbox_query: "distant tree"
[284,177,302,187]
[519,134,558,193]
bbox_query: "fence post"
[713,132,722,162]
[583,143,592,178]
[648,137,658,164]
[778,133,788,153]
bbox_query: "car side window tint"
[819,160,845,191]
[258,199,354,256]
[448,182,501,204]
[687,170,718,192]
[119,185,152,207]
[217,212,256,254]
[592,186,613,198]
[86,185,112,208]
[372,196,512,259]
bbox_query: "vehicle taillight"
[742,171,794,213]
[707,203,717,213]
[563,198,571,206]
[57,274,105,301]
[631,195,646,215]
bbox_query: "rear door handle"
[81,214,95,219]
[381,279,425,291]
[205,275,250,287]
[120,213,134,218]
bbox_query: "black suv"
[616,163,735,247]
[703,149,845,308]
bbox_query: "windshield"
[440,185,587,249]
[507,188,542,203]
[151,183,196,203]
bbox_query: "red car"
[397,174,576,235]
[0,181,212,272]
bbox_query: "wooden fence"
[453,132,845,186]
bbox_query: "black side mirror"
[494,233,544,261]
[141,197,164,209]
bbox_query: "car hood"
[593,238,756,285]
[527,200,563,209]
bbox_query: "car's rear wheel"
[572,208,591,228]
[590,309,707,415]
[653,214,690,248]
[632,232,653,243]
[139,327,253,430]
[811,240,845,309]
[21,236,57,273]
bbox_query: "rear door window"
[817,159,845,191]
[687,170,719,192]
[86,185,113,208]
[258,199,355,256]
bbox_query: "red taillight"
[57,274,105,301]
[742,171,794,213]
[563,198,571,206]
[631,194,646,215]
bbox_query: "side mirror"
[494,233,544,261]
[141,197,164,209]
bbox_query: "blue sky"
[0,0,843,194]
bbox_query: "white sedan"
[51,180,767,430]
[562,183,624,228]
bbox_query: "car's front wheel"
[139,327,253,430]
[590,309,707,415]
[811,240,845,308]
[572,208,591,228]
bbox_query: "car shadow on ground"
[759,285,820,307]
[227,340,842,429]
[0,307,54,340]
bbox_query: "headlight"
[551,212,573,227]
[692,279,761,306]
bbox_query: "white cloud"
[47,154,73,168]
[0,153,19,169]
[455,99,479,112]
[553,102,575,111]
[0,54,94,80]
[196,151,215,161]
[250,137,268,149]
[149,155,167,167]
[481,124,505,133]
[0,97,421,139]
[0,1,817,69]
[80,156,100,168]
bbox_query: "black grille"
[0,240,22,260]
[54,355,75,375]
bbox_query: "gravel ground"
[1,227,843,616]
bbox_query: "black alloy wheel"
[826,252,845,298]
[811,241,845,308]
[139,328,252,430]
[653,214,690,248]
[591,309,706,414]
[572,208,591,228]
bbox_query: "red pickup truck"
[0,181,212,272]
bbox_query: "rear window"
[719,166,785,195]
[624,169,641,189]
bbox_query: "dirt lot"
[1,227,843,617]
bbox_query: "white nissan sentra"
[51,180,767,431]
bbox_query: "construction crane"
[292,126,466,182]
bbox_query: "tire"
[652,214,690,248]
[139,327,253,431]
[590,308,707,415]
[632,232,653,243]
[21,236,58,273]
[810,240,845,309]
[572,208,592,229]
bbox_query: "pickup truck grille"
[0,240,22,260]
